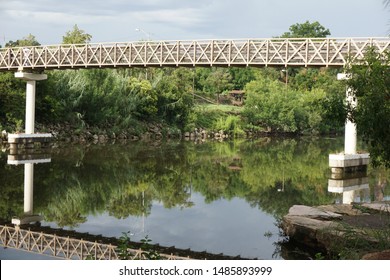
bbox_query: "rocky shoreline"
[0,123,277,146]
[282,202,390,259]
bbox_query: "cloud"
[129,8,208,27]
[4,9,113,25]
[0,0,387,44]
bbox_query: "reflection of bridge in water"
[0,225,191,260]
[0,223,250,260]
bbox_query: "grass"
[321,209,390,259]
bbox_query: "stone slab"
[361,202,390,213]
[15,71,47,81]
[8,133,52,144]
[329,153,370,168]
[12,215,43,225]
[287,205,342,219]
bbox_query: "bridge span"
[1,37,389,71]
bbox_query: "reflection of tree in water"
[3,137,386,228]
[107,182,151,219]
[0,153,24,220]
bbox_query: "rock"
[362,250,390,260]
[317,204,363,216]
[282,215,336,250]
[361,202,390,213]
[287,205,342,220]
[282,203,390,258]
[141,132,151,140]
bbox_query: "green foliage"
[242,69,345,134]
[128,77,157,118]
[213,115,245,137]
[117,231,133,260]
[347,48,390,167]
[5,34,40,47]
[116,231,161,260]
[195,68,233,99]
[281,20,331,38]
[140,235,161,260]
[155,68,194,128]
[229,67,255,89]
[62,24,92,44]
[314,252,325,260]
[0,72,26,130]
[189,105,242,131]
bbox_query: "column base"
[329,153,370,174]
[12,215,43,226]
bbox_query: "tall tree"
[347,48,390,167]
[62,24,92,44]
[281,21,331,38]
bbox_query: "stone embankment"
[1,125,244,145]
[282,202,390,259]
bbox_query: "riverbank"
[281,202,390,259]
[1,122,343,147]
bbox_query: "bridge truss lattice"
[0,38,389,71]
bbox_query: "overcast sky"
[0,0,389,45]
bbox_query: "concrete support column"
[24,163,34,215]
[344,86,357,154]
[15,71,47,134]
[25,81,36,134]
[337,73,357,155]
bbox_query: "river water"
[1,137,389,260]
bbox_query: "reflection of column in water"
[342,190,354,205]
[328,177,369,204]
[8,154,51,225]
[342,188,370,204]
[24,163,34,215]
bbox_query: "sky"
[0,0,389,45]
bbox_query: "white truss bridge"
[0,37,389,71]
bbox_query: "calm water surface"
[1,137,389,259]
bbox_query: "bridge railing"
[0,38,389,70]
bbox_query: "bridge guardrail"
[1,38,389,71]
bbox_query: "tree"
[62,24,92,44]
[204,68,233,103]
[5,34,40,47]
[281,21,331,38]
[347,48,390,167]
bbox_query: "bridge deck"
[1,38,389,71]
